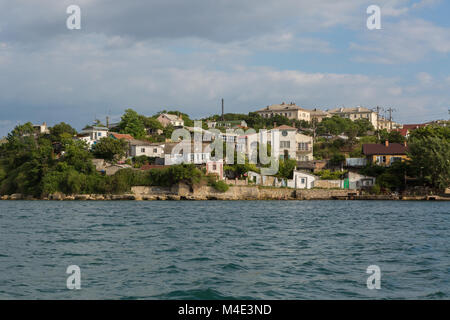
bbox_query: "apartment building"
[255,102,311,122]
[328,106,378,128]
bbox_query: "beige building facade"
[328,106,378,128]
[255,102,311,122]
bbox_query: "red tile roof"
[402,124,426,130]
[140,164,169,170]
[393,128,409,137]
[362,143,408,155]
[109,133,134,140]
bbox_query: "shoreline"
[1,185,449,202]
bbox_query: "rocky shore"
[1,184,449,201]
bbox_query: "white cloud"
[412,0,442,9]
[416,72,433,85]
[351,19,450,64]
[0,0,449,136]
[0,32,448,137]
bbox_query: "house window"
[376,156,386,164]
[141,148,146,153]
[390,157,402,164]
[301,178,305,184]
[153,148,157,153]
[298,142,309,151]
[213,164,217,170]
[280,141,290,148]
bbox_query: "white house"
[164,142,212,165]
[78,125,109,147]
[270,125,297,160]
[296,132,313,162]
[129,140,164,158]
[287,171,317,189]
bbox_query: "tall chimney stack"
[385,140,389,147]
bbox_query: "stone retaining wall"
[2,185,448,201]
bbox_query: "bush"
[212,180,229,192]
[316,169,346,180]
[370,184,381,195]
[329,153,346,166]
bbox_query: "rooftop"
[328,106,373,113]
[140,164,170,170]
[160,113,183,122]
[256,102,310,113]
[164,141,211,154]
[82,125,109,131]
[402,123,427,130]
[129,139,164,147]
[310,109,330,116]
[109,132,134,140]
[272,125,297,131]
[362,143,408,155]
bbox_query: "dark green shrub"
[212,180,229,192]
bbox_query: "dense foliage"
[407,126,450,189]
[316,116,374,138]
[92,137,128,161]
[0,122,204,196]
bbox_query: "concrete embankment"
[1,185,449,201]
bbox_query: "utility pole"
[221,98,224,122]
[376,106,380,140]
[387,107,395,131]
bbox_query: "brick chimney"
[292,121,296,128]
[403,141,407,147]
[273,121,277,128]
[384,140,389,147]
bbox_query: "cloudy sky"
[0,0,449,136]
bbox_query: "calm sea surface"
[0,200,448,299]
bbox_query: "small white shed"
[288,171,317,189]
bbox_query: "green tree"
[378,129,405,144]
[408,134,450,190]
[354,119,375,136]
[140,116,163,133]
[329,153,346,166]
[276,158,297,179]
[119,109,146,139]
[49,122,77,141]
[92,137,128,162]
